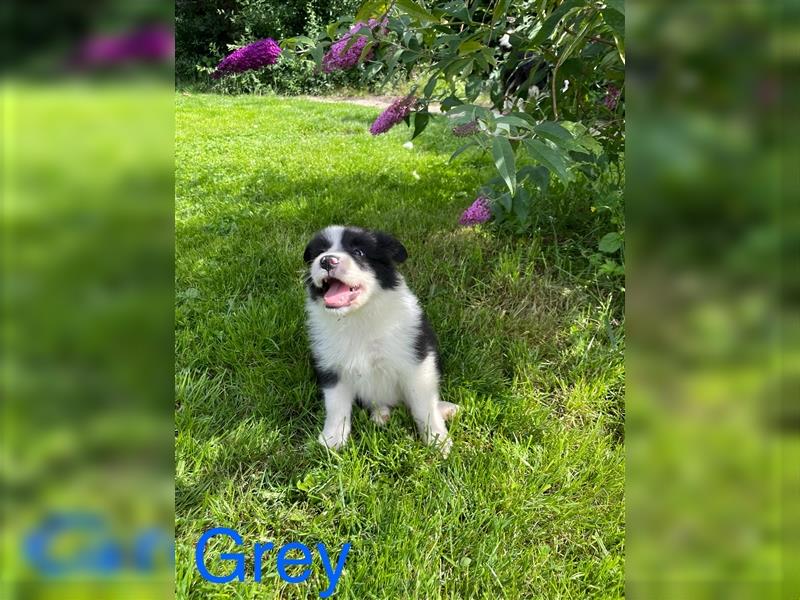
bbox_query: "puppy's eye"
[353,248,365,257]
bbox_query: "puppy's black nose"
[320,255,339,272]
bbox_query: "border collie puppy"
[303,226,458,456]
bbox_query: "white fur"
[305,226,455,455]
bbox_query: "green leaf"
[326,22,340,40]
[449,140,477,162]
[381,48,403,84]
[605,0,624,15]
[441,95,463,111]
[423,73,438,98]
[534,121,573,142]
[356,0,389,22]
[440,0,471,22]
[396,0,437,22]
[401,50,423,64]
[554,15,592,71]
[365,61,384,79]
[411,112,430,139]
[282,35,315,48]
[465,77,482,101]
[518,165,549,193]
[532,0,586,44]
[601,8,624,39]
[310,43,324,67]
[359,41,375,62]
[499,192,512,212]
[495,115,533,130]
[296,472,316,492]
[491,0,511,25]
[598,232,622,253]
[492,136,516,194]
[534,121,583,152]
[444,58,471,80]
[613,30,625,64]
[512,187,531,222]
[458,39,484,55]
[524,139,572,183]
[574,131,604,155]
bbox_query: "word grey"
[195,527,350,598]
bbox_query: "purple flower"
[322,19,385,73]
[369,95,417,135]
[70,25,174,68]
[212,38,281,79]
[452,121,479,137]
[603,85,621,110]
[459,197,492,226]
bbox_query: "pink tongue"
[324,280,353,307]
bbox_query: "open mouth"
[321,277,362,309]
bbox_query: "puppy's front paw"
[318,429,348,450]
[436,435,453,458]
[427,433,452,458]
[370,406,392,426]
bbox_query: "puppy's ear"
[376,231,408,263]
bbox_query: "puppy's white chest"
[342,336,394,377]
[340,337,402,406]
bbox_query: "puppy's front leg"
[318,383,353,450]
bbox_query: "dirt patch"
[299,95,442,113]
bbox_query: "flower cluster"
[322,19,384,73]
[603,85,621,110]
[71,25,174,68]
[452,121,479,137]
[369,95,417,136]
[212,38,281,79]
[459,197,492,226]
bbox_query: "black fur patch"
[303,231,332,264]
[414,313,441,373]
[313,364,339,388]
[304,231,332,299]
[340,228,408,290]
[307,283,324,302]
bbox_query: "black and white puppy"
[303,225,458,455]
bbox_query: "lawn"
[175,93,625,599]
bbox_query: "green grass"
[175,93,624,599]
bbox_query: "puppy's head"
[304,226,408,314]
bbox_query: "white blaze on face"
[309,226,378,312]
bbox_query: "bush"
[286,0,624,270]
[194,52,376,95]
[176,0,363,91]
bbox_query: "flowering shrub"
[212,38,281,79]
[71,25,174,68]
[322,19,385,73]
[369,95,416,135]
[459,197,492,226]
[205,1,624,244]
[604,86,622,111]
[452,121,479,137]
[285,0,625,232]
